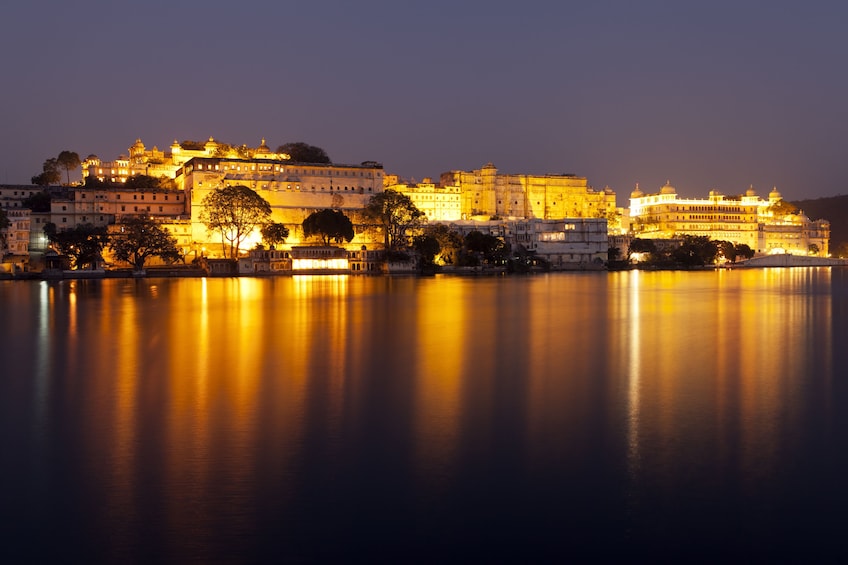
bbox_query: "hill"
[791,195,848,257]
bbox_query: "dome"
[769,186,782,199]
[255,138,271,154]
[660,180,676,194]
[746,185,757,197]
[630,183,644,198]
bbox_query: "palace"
[3,135,837,273]
[82,137,290,184]
[439,163,617,221]
[175,154,385,250]
[629,182,830,256]
[383,175,462,222]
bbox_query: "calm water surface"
[2,269,847,562]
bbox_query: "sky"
[2,0,847,205]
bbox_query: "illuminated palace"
[173,143,385,250]
[382,164,617,267]
[629,182,830,256]
[81,137,292,184]
[437,163,617,222]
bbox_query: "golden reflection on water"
[412,278,466,487]
[612,268,834,492]
[14,269,838,557]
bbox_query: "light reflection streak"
[35,282,52,424]
[413,279,464,491]
[626,270,642,483]
[106,285,140,548]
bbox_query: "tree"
[464,230,510,263]
[200,185,272,259]
[364,190,424,250]
[124,174,164,189]
[735,243,755,260]
[22,191,52,213]
[672,235,718,266]
[769,199,798,217]
[31,158,61,186]
[628,238,656,261]
[808,243,820,256]
[412,234,440,265]
[0,209,8,251]
[56,151,81,185]
[180,140,206,150]
[716,240,737,263]
[302,209,354,245]
[608,247,622,263]
[45,222,109,269]
[425,223,463,265]
[276,142,331,164]
[109,216,181,271]
[260,223,290,248]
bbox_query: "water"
[2,270,847,562]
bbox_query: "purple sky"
[2,1,847,204]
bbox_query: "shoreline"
[2,257,846,282]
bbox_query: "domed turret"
[630,183,643,198]
[769,186,782,200]
[255,138,271,154]
[660,180,676,195]
[746,184,757,197]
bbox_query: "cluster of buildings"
[0,136,832,274]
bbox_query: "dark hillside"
[792,195,848,256]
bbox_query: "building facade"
[49,186,186,229]
[176,155,385,254]
[629,182,830,256]
[449,217,609,268]
[385,176,462,222]
[82,137,290,185]
[440,163,616,221]
[1,208,31,260]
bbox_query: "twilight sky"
[2,1,847,204]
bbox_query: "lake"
[2,269,847,562]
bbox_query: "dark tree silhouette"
[276,142,331,164]
[261,223,290,248]
[364,190,424,250]
[302,209,354,245]
[31,158,61,186]
[45,223,109,269]
[109,216,182,271]
[56,151,81,185]
[200,185,272,258]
